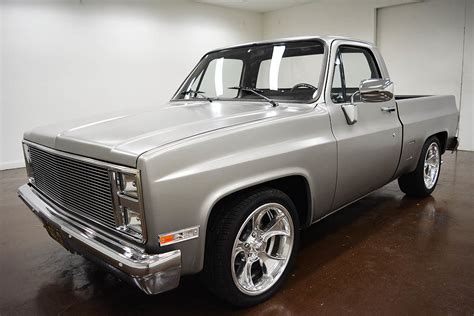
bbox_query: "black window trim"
[330,44,382,104]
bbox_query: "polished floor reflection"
[1,152,473,315]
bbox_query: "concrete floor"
[1,151,473,315]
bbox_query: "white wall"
[0,0,262,169]
[263,2,377,43]
[377,0,473,150]
[0,3,4,167]
[459,0,473,151]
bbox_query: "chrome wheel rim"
[231,203,294,296]
[424,142,440,190]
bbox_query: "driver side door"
[327,43,402,210]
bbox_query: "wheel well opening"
[432,131,448,154]
[208,176,311,234]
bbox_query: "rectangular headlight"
[124,207,142,234]
[110,170,146,241]
[118,173,138,198]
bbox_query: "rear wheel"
[202,188,300,307]
[398,136,441,197]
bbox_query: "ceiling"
[194,0,319,13]
[194,0,421,13]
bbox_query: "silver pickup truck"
[18,36,459,306]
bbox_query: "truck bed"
[395,95,458,176]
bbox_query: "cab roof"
[207,36,374,54]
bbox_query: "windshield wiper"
[180,89,213,102]
[228,86,278,107]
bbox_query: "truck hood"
[24,101,311,167]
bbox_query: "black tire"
[202,188,300,307]
[398,136,442,197]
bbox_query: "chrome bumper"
[18,184,181,295]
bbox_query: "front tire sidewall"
[207,189,300,307]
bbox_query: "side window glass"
[330,46,381,103]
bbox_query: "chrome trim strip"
[18,184,181,295]
[22,143,34,180]
[23,140,139,174]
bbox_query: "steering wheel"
[290,83,318,92]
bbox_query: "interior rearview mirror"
[359,78,394,103]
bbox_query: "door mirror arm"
[341,91,360,125]
[350,90,360,104]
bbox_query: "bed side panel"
[395,95,458,176]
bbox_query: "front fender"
[137,108,336,274]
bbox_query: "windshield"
[173,40,326,103]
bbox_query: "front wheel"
[202,188,300,307]
[398,136,442,197]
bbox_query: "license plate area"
[43,220,70,250]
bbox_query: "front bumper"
[18,184,181,295]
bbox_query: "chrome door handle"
[381,106,396,112]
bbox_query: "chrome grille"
[28,145,117,230]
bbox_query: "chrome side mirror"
[359,78,394,103]
[340,78,394,125]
